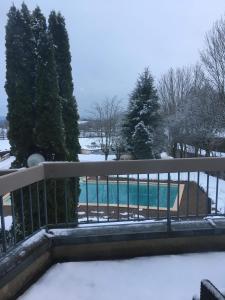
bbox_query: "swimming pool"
[79,180,182,209]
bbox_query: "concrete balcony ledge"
[0,230,51,300]
[2,219,225,299]
[50,219,225,261]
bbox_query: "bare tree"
[158,66,193,116]
[111,135,126,160]
[158,64,210,157]
[201,18,225,102]
[158,66,196,156]
[90,97,122,160]
[180,83,221,156]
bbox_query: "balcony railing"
[1,157,225,257]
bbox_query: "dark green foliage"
[33,8,66,161]
[123,68,162,159]
[5,4,35,167]
[132,121,153,159]
[5,4,80,234]
[48,11,80,161]
[48,10,80,222]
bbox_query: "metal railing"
[199,280,225,300]
[1,157,225,256]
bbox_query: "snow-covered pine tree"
[123,68,162,159]
[5,4,35,167]
[48,11,80,161]
[132,122,153,159]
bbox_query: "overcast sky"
[1,0,225,117]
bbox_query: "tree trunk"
[104,150,109,160]
[194,147,198,157]
[172,142,177,158]
[179,143,184,158]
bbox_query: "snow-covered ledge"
[0,230,51,300]
[2,219,225,299]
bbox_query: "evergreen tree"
[123,68,161,159]
[5,5,77,234]
[32,7,66,161]
[48,11,80,161]
[5,4,35,167]
[132,122,153,159]
[32,7,74,225]
[48,11,80,225]
[5,4,39,237]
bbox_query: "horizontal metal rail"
[1,157,225,195]
[0,165,44,195]
[0,169,18,176]
[43,157,225,179]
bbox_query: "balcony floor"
[19,251,225,300]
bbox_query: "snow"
[78,120,88,124]
[0,216,12,231]
[0,153,114,170]
[182,144,225,158]
[79,137,101,150]
[160,151,173,159]
[78,154,115,161]
[19,252,225,300]
[0,137,107,153]
[0,156,15,169]
[127,172,225,213]
[0,153,114,171]
[170,172,225,213]
[0,139,10,151]
[20,229,47,247]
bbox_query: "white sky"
[1,0,225,117]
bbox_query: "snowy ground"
[0,137,103,152]
[133,172,225,213]
[185,144,225,157]
[19,252,225,300]
[0,156,15,169]
[0,139,10,151]
[0,216,12,230]
[0,154,115,170]
[79,153,115,161]
[79,137,101,150]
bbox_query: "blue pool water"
[79,181,179,208]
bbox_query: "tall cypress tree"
[123,68,161,159]
[5,4,38,237]
[48,11,80,161]
[32,7,66,161]
[5,5,76,234]
[32,7,73,225]
[48,11,80,225]
[5,4,35,167]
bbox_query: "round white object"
[27,153,45,167]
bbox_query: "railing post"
[0,195,7,252]
[167,173,171,232]
[43,180,48,227]
[64,179,68,225]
